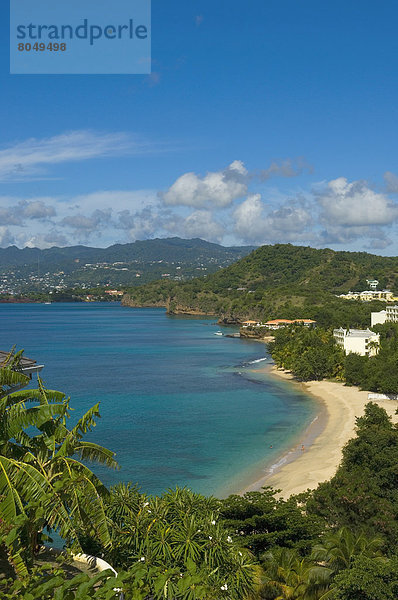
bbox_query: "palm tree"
[0,370,118,576]
[258,547,332,600]
[311,527,384,574]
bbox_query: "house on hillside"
[264,319,316,330]
[264,319,294,330]
[241,320,262,327]
[333,328,380,356]
[339,290,396,302]
[293,319,317,327]
[366,279,379,290]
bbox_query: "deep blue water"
[0,303,316,497]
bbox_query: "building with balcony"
[333,328,380,356]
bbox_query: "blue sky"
[1,0,398,252]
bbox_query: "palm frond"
[56,457,111,547]
[0,367,29,390]
[3,403,69,441]
[71,403,102,437]
[74,442,119,469]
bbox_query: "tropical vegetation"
[123,243,398,327]
[2,351,398,598]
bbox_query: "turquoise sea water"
[0,303,316,497]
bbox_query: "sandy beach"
[241,365,398,498]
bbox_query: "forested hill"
[122,244,398,326]
[0,237,256,293]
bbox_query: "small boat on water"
[214,331,223,336]
[44,302,51,305]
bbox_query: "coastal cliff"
[121,294,167,309]
[122,293,254,320]
[121,294,218,316]
[240,327,275,342]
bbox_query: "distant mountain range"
[0,238,256,293]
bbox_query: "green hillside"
[123,244,398,327]
[0,237,256,293]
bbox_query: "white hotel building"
[333,328,380,356]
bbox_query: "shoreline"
[239,365,398,498]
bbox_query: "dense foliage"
[307,403,398,547]
[84,484,257,599]
[268,327,344,381]
[123,243,395,326]
[2,351,398,598]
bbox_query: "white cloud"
[117,206,167,240]
[233,194,312,244]
[61,209,112,239]
[233,194,263,240]
[0,227,15,247]
[176,210,224,242]
[161,157,312,210]
[19,200,56,220]
[319,224,393,249]
[0,197,56,225]
[0,131,154,182]
[316,177,398,226]
[162,161,248,208]
[20,230,69,249]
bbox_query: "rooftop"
[0,351,44,377]
[334,328,378,338]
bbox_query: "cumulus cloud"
[316,177,398,227]
[161,157,313,210]
[233,194,263,239]
[319,224,393,249]
[162,161,248,208]
[116,206,167,240]
[0,198,56,225]
[61,209,112,236]
[165,210,224,242]
[20,230,69,249]
[314,178,398,249]
[19,200,56,220]
[233,194,312,244]
[0,130,155,182]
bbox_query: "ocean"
[0,302,316,497]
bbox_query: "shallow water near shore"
[0,303,317,497]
